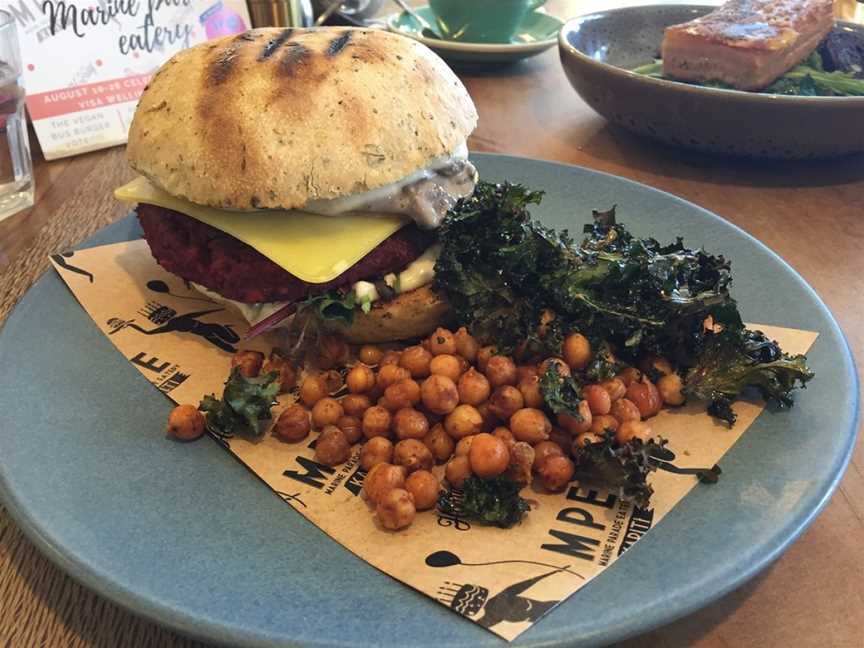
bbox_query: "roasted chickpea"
[362,405,392,439]
[363,462,406,504]
[166,404,205,441]
[475,401,499,433]
[311,397,344,429]
[399,345,433,378]
[421,374,459,415]
[359,345,384,366]
[405,470,440,511]
[314,426,351,466]
[610,398,641,423]
[231,350,264,378]
[532,440,564,471]
[557,400,593,435]
[616,420,653,445]
[445,455,473,488]
[515,363,536,380]
[549,425,572,452]
[274,405,311,442]
[429,354,462,382]
[517,374,544,409]
[599,377,627,402]
[582,384,612,415]
[261,351,297,392]
[322,369,344,394]
[505,441,535,485]
[589,414,620,436]
[454,327,479,362]
[536,308,556,338]
[485,355,517,388]
[317,334,349,370]
[423,423,455,462]
[393,407,430,440]
[376,488,416,530]
[563,333,592,371]
[538,357,571,378]
[457,368,491,406]
[377,364,410,391]
[383,378,421,411]
[509,408,552,444]
[573,432,604,450]
[336,415,363,444]
[346,364,375,394]
[492,426,516,446]
[488,385,525,420]
[360,436,393,470]
[476,345,498,372]
[379,350,402,367]
[393,439,434,473]
[468,433,510,478]
[445,404,483,439]
[299,375,328,407]
[454,435,476,457]
[626,378,662,419]
[617,367,642,387]
[657,373,686,406]
[341,393,371,417]
[428,327,457,356]
[537,454,575,492]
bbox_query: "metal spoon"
[391,0,443,39]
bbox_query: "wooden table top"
[1,1,863,647]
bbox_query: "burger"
[115,27,478,343]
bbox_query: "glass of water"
[0,9,32,222]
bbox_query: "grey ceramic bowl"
[558,4,864,159]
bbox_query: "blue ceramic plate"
[387,7,562,64]
[0,155,857,647]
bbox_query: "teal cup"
[428,0,548,43]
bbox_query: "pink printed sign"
[1,0,251,160]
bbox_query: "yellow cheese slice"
[114,176,408,284]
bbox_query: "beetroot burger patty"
[137,203,436,303]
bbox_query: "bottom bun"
[335,285,452,344]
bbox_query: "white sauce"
[303,143,476,230]
[189,245,441,325]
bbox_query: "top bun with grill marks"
[126,28,478,211]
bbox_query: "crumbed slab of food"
[661,0,835,91]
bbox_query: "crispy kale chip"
[199,368,280,438]
[539,364,582,418]
[435,181,813,424]
[572,434,721,509]
[439,476,530,528]
[684,329,814,425]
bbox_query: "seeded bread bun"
[127,28,477,211]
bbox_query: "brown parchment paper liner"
[51,240,818,642]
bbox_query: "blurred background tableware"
[392,0,442,37]
[387,5,562,64]
[247,0,315,27]
[313,0,385,25]
[0,9,32,222]
[429,0,547,42]
[559,4,864,159]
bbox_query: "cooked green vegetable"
[199,368,280,437]
[539,364,583,419]
[296,290,358,326]
[572,433,721,508]
[684,329,814,425]
[633,51,864,96]
[439,476,530,528]
[434,181,813,423]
